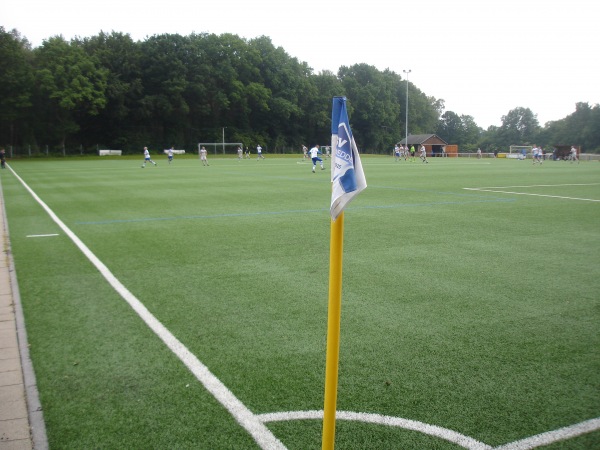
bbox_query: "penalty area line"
[468,183,600,189]
[7,165,286,450]
[463,187,600,202]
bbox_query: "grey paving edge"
[1,174,49,450]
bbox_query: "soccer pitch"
[1,156,599,449]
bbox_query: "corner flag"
[330,96,367,220]
[322,97,367,450]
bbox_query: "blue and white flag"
[330,96,367,221]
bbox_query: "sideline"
[0,168,48,449]
[5,164,286,449]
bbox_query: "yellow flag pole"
[322,211,345,450]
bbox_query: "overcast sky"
[2,0,598,130]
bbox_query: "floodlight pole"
[222,127,226,154]
[403,69,411,148]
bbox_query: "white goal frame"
[319,146,332,157]
[509,145,532,154]
[198,142,244,156]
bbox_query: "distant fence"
[98,150,122,156]
[455,152,600,161]
[456,152,498,158]
[574,153,599,161]
[163,149,186,155]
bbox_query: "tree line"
[1,26,599,156]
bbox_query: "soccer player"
[0,148,6,169]
[200,146,209,166]
[256,144,265,160]
[309,144,324,173]
[141,147,157,168]
[394,145,401,162]
[532,145,542,165]
[570,145,579,163]
[419,145,429,163]
[167,147,174,164]
[410,145,416,162]
[302,145,308,159]
[237,146,243,160]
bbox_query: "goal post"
[319,145,332,158]
[509,145,532,154]
[509,145,532,160]
[197,142,244,156]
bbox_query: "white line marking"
[258,411,600,450]
[470,183,600,189]
[26,234,59,238]
[8,166,286,450]
[492,417,600,449]
[365,162,492,166]
[258,410,492,450]
[464,185,600,202]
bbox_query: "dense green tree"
[437,111,463,144]
[459,115,483,151]
[496,107,540,147]
[2,27,599,155]
[305,71,344,147]
[0,27,34,147]
[338,64,443,152]
[540,102,600,152]
[137,34,191,147]
[436,111,482,151]
[338,64,376,148]
[477,125,502,152]
[249,36,313,151]
[408,90,443,138]
[34,36,108,149]
[80,31,143,149]
[579,104,600,152]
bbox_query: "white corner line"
[26,233,59,238]
[258,410,491,450]
[492,417,600,449]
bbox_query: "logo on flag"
[330,97,367,220]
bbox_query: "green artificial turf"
[1,155,598,449]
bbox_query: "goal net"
[508,145,532,160]
[509,145,532,154]
[198,142,244,156]
[320,146,332,158]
